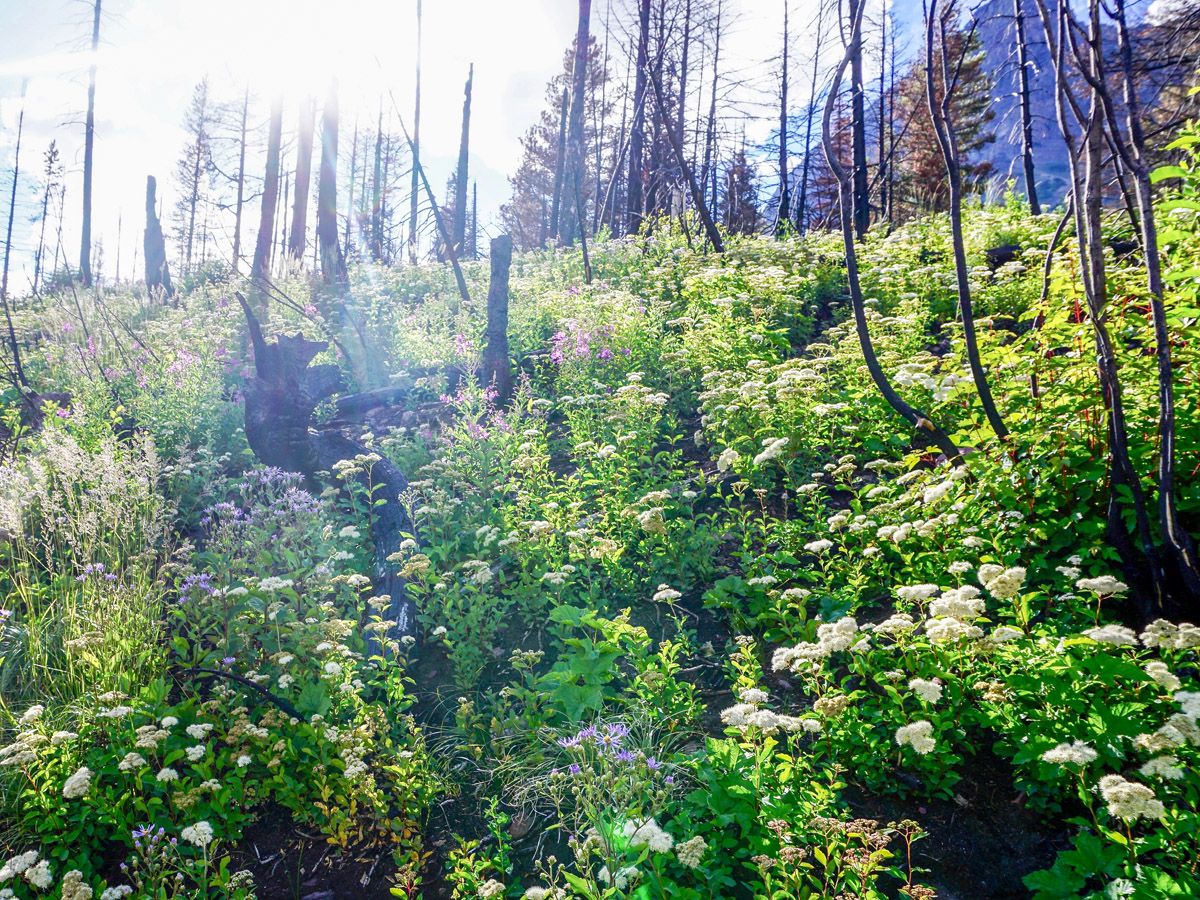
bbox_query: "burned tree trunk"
[626,0,651,234]
[289,98,316,262]
[481,235,513,404]
[251,96,283,292]
[236,293,416,638]
[548,87,570,245]
[144,176,173,297]
[1013,0,1040,215]
[453,65,474,255]
[825,0,961,465]
[558,0,592,246]
[317,81,348,289]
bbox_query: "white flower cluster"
[896,584,939,603]
[909,678,943,704]
[1075,576,1128,596]
[1096,775,1164,822]
[1144,662,1181,691]
[753,437,789,466]
[895,720,936,754]
[719,694,821,736]
[477,879,506,898]
[929,585,985,620]
[1140,619,1200,650]
[1083,625,1138,647]
[1139,755,1184,781]
[181,821,214,848]
[62,766,92,799]
[977,564,1026,600]
[652,584,682,603]
[675,835,708,869]
[0,850,52,889]
[623,817,674,853]
[1041,741,1098,766]
[771,617,861,671]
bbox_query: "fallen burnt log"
[235,293,416,639]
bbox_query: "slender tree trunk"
[185,104,205,272]
[849,0,870,239]
[278,172,289,271]
[926,0,1009,442]
[345,118,357,253]
[251,96,283,292]
[1034,0,1163,619]
[408,0,423,265]
[648,66,723,252]
[470,182,478,259]
[704,0,723,215]
[886,10,897,226]
[877,6,888,227]
[1014,0,1041,214]
[776,0,791,235]
[232,87,249,274]
[797,0,827,235]
[144,175,173,297]
[1112,0,1200,603]
[318,81,348,289]
[825,0,961,465]
[400,119,472,308]
[559,0,593,246]
[79,0,101,286]
[548,87,570,244]
[481,234,513,403]
[289,98,315,261]
[53,182,66,277]
[626,0,652,234]
[676,0,692,156]
[453,65,474,253]
[1,84,29,388]
[371,104,383,261]
[593,0,612,234]
[33,153,53,295]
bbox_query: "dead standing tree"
[143,176,173,297]
[317,81,349,289]
[925,0,1010,442]
[824,0,962,465]
[79,0,101,287]
[250,96,283,298]
[481,235,514,404]
[558,0,592,246]
[288,98,316,262]
[1032,0,1200,619]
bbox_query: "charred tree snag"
[481,235,514,404]
[144,176,173,298]
[824,0,962,467]
[235,293,416,639]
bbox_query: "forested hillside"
[2,0,1200,898]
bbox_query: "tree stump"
[236,294,416,638]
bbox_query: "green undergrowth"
[2,133,1200,898]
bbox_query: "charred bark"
[235,293,416,638]
[481,235,513,404]
[143,176,173,298]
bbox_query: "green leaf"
[1150,165,1188,184]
